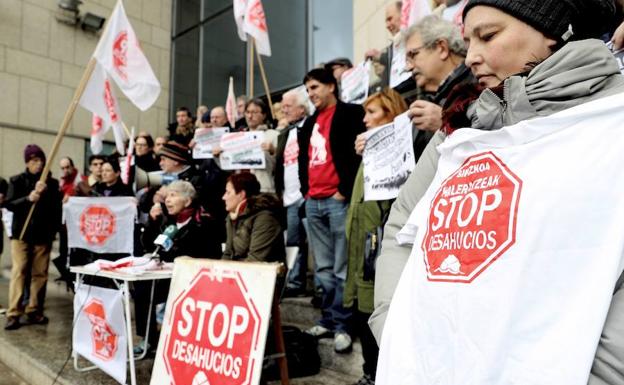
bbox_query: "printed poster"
[219,131,266,170]
[193,127,230,159]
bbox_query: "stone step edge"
[0,327,73,385]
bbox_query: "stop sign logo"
[80,205,116,246]
[422,152,522,283]
[163,269,261,385]
[84,299,118,361]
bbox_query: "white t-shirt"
[282,127,303,206]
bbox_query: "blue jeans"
[305,196,352,334]
[286,198,307,290]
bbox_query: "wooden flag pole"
[254,40,275,120]
[19,57,98,240]
[249,37,255,98]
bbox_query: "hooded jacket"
[370,39,624,384]
[223,193,286,263]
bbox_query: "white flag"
[73,285,127,385]
[233,0,248,41]
[80,61,126,154]
[93,0,161,111]
[64,197,137,254]
[225,77,238,127]
[243,0,271,56]
[400,0,432,29]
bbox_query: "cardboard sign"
[151,258,279,385]
[219,132,266,170]
[193,127,230,159]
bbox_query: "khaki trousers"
[8,239,51,317]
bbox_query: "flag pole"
[254,39,275,120]
[249,36,255,98]
[19,57,98,240]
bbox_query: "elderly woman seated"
[222,172,285,263]
[134,180,221,354]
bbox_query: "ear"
[437,39,451,61]
[184,197,193,208]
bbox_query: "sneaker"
[305,325,333,338]
[334,332,352,353]
[4,316,21,330]
[353,373,375,385]
[25,313,49,325]
[133,339,151,355]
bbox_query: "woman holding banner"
[135,180,222,354]
[374,0,624,384]
[345,88,407,385]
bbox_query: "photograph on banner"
[193,126,230,159]
[340,61,371,104]
[363,112,415,201]
[73,285,127,385]
[63,197,138,254]
[390,39,413,87]
[219,131,266,170]
[150,257,279,385]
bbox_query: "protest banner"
[340,61,371,104]
[377,92,624,385]
[192,127,230,159]
[150,258,279,385]
[219,131,266,170]
[389,39,412,88]
[74,285,127,384]
[362,113,415,201]
[64,197,137,254]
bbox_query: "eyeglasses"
[406,44,427,62]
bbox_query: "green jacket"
[344,163,392,314]
[223,193,286,264]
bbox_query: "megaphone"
[135,169,179,190]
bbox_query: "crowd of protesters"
[2,0,624,384]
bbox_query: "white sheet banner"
[1,208,13,238]
[193,127,230,159]
[340,61,371,104]
[64,197,137,254]
[363,113,415,201]
[219,131,266,170]
[73,285,127,384]
[377,92,624,385]
[389,40,412,88]
[150,258,278,385]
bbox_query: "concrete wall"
[353,0,397,64]
[0,0,172,179]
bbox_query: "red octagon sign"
[84,299,118,361]
[163,269,261,385]
[80,205,116,246]
[422,152,522,283]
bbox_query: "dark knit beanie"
[463,0,616,43]
[157,141,192,165]
[24,144,46,163]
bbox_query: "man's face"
[281,94,306,123]
[59,158,74,178]
[236,99,246,116]
[176,110,191,126]
[26,157,44,175]
[405,32,444,92]
[154,137,167,154]
[159,156,182,173]
[89,158,104,179]
[244,103,266,130]
[210,107,228,127]
[385,4,402,36]
[305,79,336,110]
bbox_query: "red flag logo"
[248,1,267,32]
[112,31,128,81]
[104,79,119,123]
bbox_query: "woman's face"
[135,137,150,156]
[165,189,192,216]
[222,182,246,213]
[363,100,391,130]
[464,6,556,88]
[101,163,119,185]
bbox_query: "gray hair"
[167,180,197,201]
[404,15,466,57]
[282,88,310,116]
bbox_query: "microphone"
[150,225,179,261]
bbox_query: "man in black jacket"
[4,145,62,330]
[298,68,366,353]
